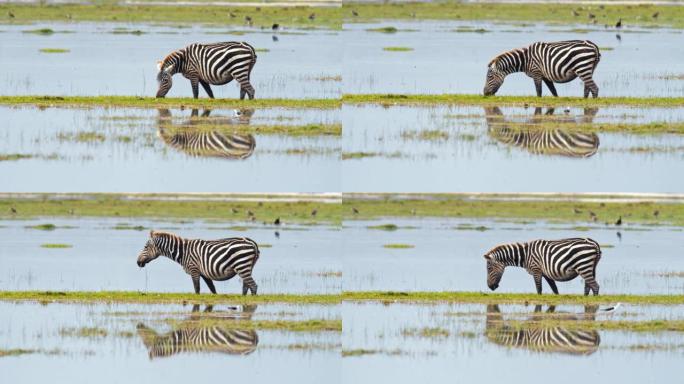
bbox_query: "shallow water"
[1,106,340,192]
[343,105,684,192]
[0,23,341,99]
[343,218,684,294]
[0,301,340,383]
[0,218,341,294]
[344,21,684,97]
[343,302,684,383]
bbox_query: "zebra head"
[156,70,173,98]
[483,61,506,96]
[484,251,505,291]
[137,231,162,267]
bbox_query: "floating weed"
[39,48,70,54]
[383,243,415,249]
[0,153,34,161]
[255,48,269,52]
[451,27,490,33]
[57,131,106,143]
[342,349,379,357]
[22,28,54,35]
[401,327,450,339]
[599,46,615,51]
[342,151,405,160]
[383,46,414,52]
[41,243,72,249]
[112,224,147,231]
[0,349,36,357]
[366,26,398,33]
[648,271,684,278]
[259,244,273,248]
[59,327,108,338]
[111,29,145,35]
[367,223,398,231]
[401,130,449,141]
[26,223,56,231]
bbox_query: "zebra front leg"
[543,79,558,97]
[534,78,543,97]
[199,80,214,99]
[578,74,599,99]
[533,273,543,295]
[543,276,559,295]
[190,78,200,99]
[201,276,217,294]
[235,75,255,100]
[192,274,201,294]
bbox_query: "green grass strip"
[499,318,684,332]
[0,3,343,29]
[0,96,340,110]
[342,94,684,108]
[0,195,341,224]
[0,291,340,305]
[166,318,341,332]
[344,2,684,29]
[344,291,684,305]
[343,196,684,226]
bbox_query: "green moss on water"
[367,223,398,231]
[40,243,72,248]
[26,223,56,231]
[167,122,341,137]
[383,46,414,52]
[383,243,414,249]
[0,96,340,110]
[0,153,34,161]
[39,48,70,54]
[401,327,450,338]
[166,318,341,332]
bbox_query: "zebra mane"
[158,50,183,73]
[489,47,527,70]
[150,230,182,241]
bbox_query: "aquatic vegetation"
[22,28,54,35]
[0,153,34,161]
[26,223,56,231]
[39,48,70,54]
[367,223,398,231]
[383,244,415,249]
[383,47,414,52]
[401,327,450,339]
[366,26,398,33]
[112,224,147,231]
[59,327,108,338]
[401,129,449,141]
[40,243,72,248]
[57,131,106,143]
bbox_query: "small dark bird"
[272,35,279,42]
[589,211,597,217]
[617,231,622,241]
[311,209,317,217]
[10,207,17,214]
[352,207,359,214]
[573,208,582,214]
[274,217,281,225]
[231,208,239,214]
[652,12,659,19]
[615,216,622,226]
[308,13,316,21]
[352,10,358,17]
[616,33,622,42]
[275,231,280,238]
[616,18,622,28]
[229,12,236,18]
[588,13,595,19]
[247,210,254,217]
[245,15,252,25]
[8,11,15,18]
[653,210,660,218]
[572,10,580,17]
[272,23,279,31]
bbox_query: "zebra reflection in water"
[485,106,600,158]
[485,304,600,355]
[136,304,259,359]
[157,108,256,160]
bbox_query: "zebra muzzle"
[137,260,146,267]
[489,283,499,291]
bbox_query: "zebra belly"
[204,269,237,281]
[549,73,577,84]
[546,271,578,282]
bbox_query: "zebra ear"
[149,230,156,238]
[484,253,493,260]
[156,61,163,71]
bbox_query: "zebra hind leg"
[201,276,217,294]
[579,74,599,99]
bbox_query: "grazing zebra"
[484,238,602,295]
[486,304,600,355]
[484,106,600,157]
[157,109,256,160]
[136,305,259,358]
[137,230,260,295]
[156,41,257,99]
[484,40,601,98]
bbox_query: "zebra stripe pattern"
[158,109,255,160]
[484,40,601,98]
[136,305,259,358]
[485,106,600,158]
[137,230,260,295]
[486,304,600,355]
[156,41,257,99]
[483,238,602,295]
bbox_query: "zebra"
[136,305,259,358]
[136,230,260,295]
[157,109,256,160]
[483,238,602,295]
[485,304,600,355]
[156,41,257,99]
[483,40,601,98]
[484,106,600,158]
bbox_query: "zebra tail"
[240,41,258,65]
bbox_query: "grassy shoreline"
[344,291,684,305]
[343,94,684,108]
[0,194,342,224]
[2,291,683,306]
[0,96,340,109]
